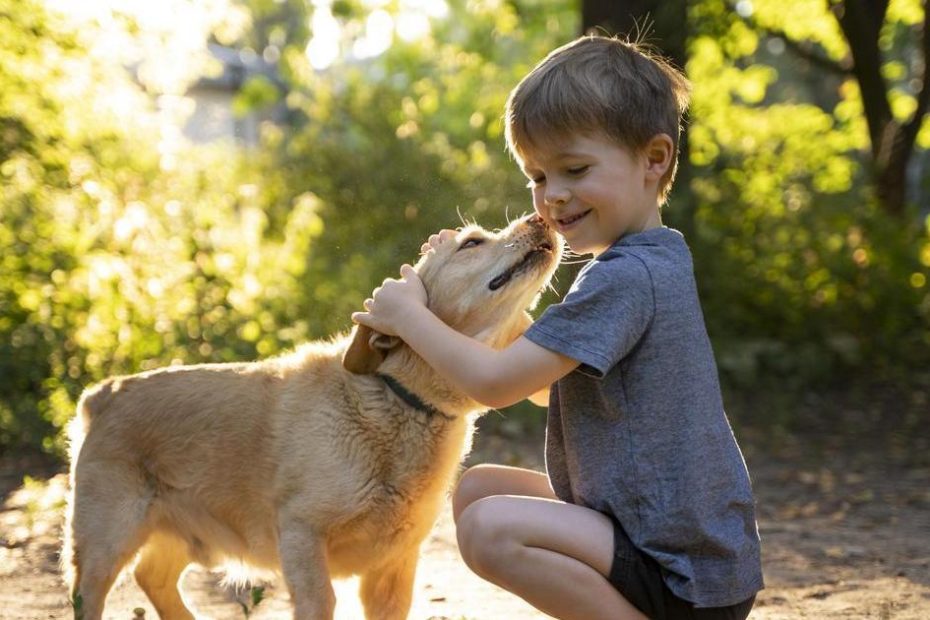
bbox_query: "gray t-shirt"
[524,227,763,608]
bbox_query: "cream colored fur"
[62,214,560,620]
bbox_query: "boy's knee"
[451,464,494,523]
[455,498,523,579]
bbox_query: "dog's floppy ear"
[343,324,400,374]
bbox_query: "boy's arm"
[378,302,576,409]
[352,265,576,409]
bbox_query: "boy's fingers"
[363,298,373,310]
[420,229,459,254]
[431,229,457,248]
[399,264,415,279]
[424,235,442,252]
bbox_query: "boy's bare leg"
[452,464,556,522]
[453,466,647,620]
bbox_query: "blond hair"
[505,35,691,202]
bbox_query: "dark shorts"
[607,519,756,620]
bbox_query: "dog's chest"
[322,416,461,575]
[324,477,443,576]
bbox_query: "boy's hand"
[352,264,427,338]
[420,229,457,254]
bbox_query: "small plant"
[237,585,265,618]
[70,592,84,620]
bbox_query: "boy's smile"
[520,133,670,256]
[555,210,591,230]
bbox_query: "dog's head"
[344,214,561,374]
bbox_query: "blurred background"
[1,0,928,460]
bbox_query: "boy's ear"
[644,133,674,181]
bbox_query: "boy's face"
[519,132,666,257]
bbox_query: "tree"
[829,0,928,216]
[584,0,928,383]
[736,0,929,216]
[586,0,930,215]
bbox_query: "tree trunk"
[581,0,695,236]
[828,0,929,216]
[581,0,687,69]
[878,124,917,217]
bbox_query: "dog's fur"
[62,214,560,619]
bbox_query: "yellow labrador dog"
[63,214,560,620]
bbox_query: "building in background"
[183,44,286,146]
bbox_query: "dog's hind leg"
[68,462,153,619]
[134,530,195,620]
[358,550,418,620]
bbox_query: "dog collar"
[377,373,455,421]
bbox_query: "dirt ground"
[1,404,929,620]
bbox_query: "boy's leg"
[456,495,648,620]
[452,464,555,523]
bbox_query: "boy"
[352,35,762,619]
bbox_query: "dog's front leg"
[358,548,419,620]
[277,520,335,620]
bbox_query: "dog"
[62,214,560,619]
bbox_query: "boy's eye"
[568,165,589,175]
[525,176,545,189]
[458,237,485,250]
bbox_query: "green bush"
[1,0,927,457]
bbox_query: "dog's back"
[63,361,285,604]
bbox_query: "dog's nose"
[527,214,547,228]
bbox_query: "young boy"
[352,35,763,620]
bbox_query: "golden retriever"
[62,213,560,619]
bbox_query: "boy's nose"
[544,183,570,206]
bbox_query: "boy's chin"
[565,239,604,257]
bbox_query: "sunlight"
[113,202,150,243]
[306,0,448,70]
[307,3,342,70]
[353,9,394,59]
[41,0,247,167]
[42,0,246,93]
[396,10,431,41]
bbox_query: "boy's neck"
[640,207,663,231]
[592,208,663,257]
[621,207,665,237]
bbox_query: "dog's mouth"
[488,240,554,291]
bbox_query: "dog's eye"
[458,237,485,250]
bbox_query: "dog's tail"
[62,378,118,595]
[67,379,117,463]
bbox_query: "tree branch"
[728,2,852,76]
[830,0,893,158]
[769,28,854,75]
[903,0,930,147]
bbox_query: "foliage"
[686,0,930,389]
[0,0,320,454]
[245,0,580,337]
[0,0,927,455]
[237,585,265,617]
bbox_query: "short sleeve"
[524,253,655,377]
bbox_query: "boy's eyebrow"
[522,150,589,170]
[554,151,590,161]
